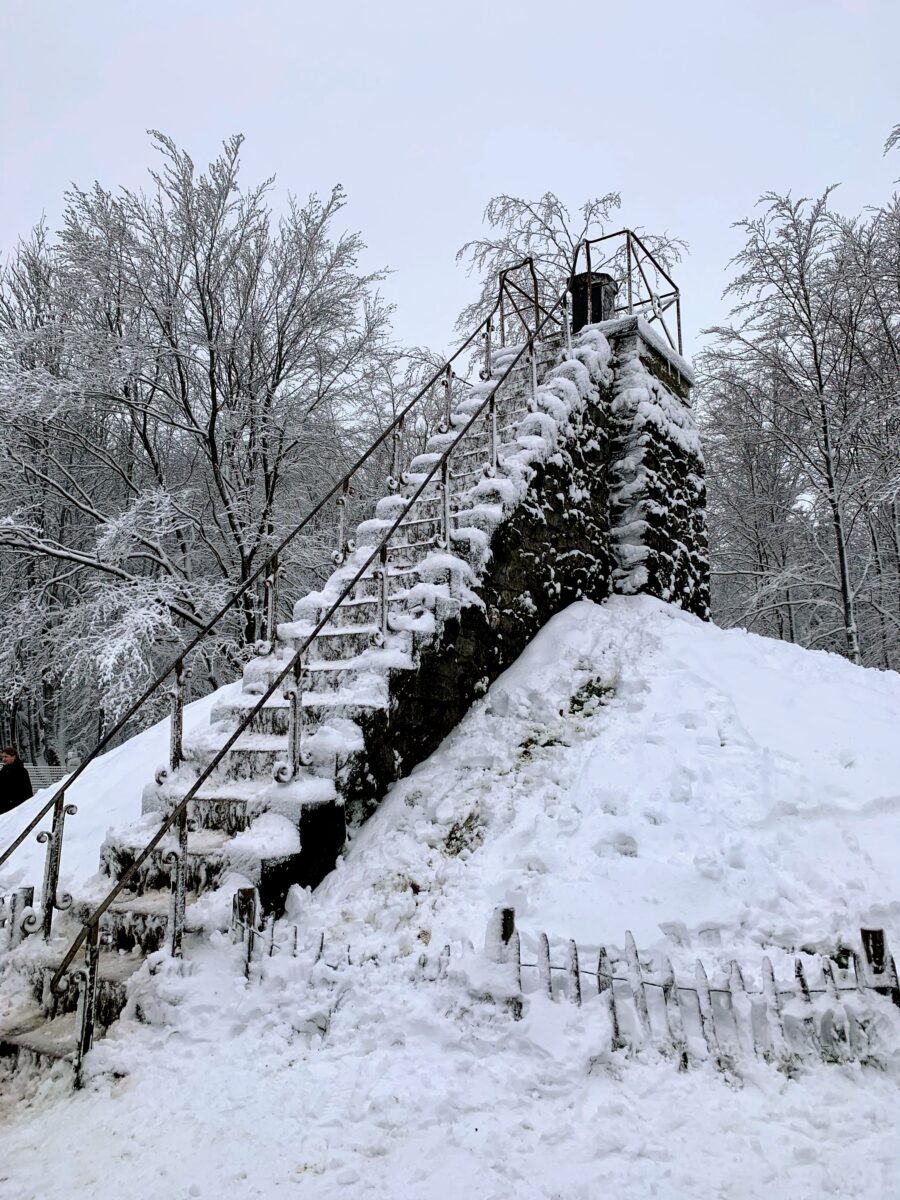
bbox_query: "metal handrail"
[0,260,543,930]
[574,229,683,354]
[50,286,569,1003]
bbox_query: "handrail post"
[487,394,498,477]
[169,659,188,773]
[376,544,389,638]
[37,789,77,940]
[263,554,280,652]
[585,241,593,324]
[483,317,493,380]
[626,231,634,314]
[274,653,308,783]
[164,805,188,958]
[438,459,452,551]
[499,282,506,348]
[333,479,354,565]
[528,258,540,339]
[563,290,572,352]
[73,921,100,1089]
[675,293,683,355]
[441,366,452,432]
[387,416,404,490]
[528,337,538,410]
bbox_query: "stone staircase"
[0,316,704,1076]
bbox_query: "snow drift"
[1,596,899,1199]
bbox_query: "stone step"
[70,888,188,955]
[142,788,252,835]
[287,623,392,662]
[100,828,231,896]
[0,1010,76,1067]
[36,949,146,1027]
[143,773,338,831]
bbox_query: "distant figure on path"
[0,746,33,816]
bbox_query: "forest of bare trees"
[1,128,897,764]
[0,134,415,762]
[697,131,900,669]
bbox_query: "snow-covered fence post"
[537,932,552,998]
[728,960,757,1058]
[860,928,900,1008]
[821,959,852,1060]
[794,959,822,1055]
[597,946,624,1052]
[662,956,688,1068]
[35,789,77,940]
[761,957,788,1063]
[625,931,651,1040]
[694,960,723,1069]
[566,939,582,1006]
[231,886,260,979]
[563,290,572,353]
[486,905,521,1016]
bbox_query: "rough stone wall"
[606,319,709,619]
[349,381,616,821]
[342,320,708,825]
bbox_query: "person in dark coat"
[0,746,32,816]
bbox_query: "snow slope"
[0,683,240,895]
[1,597,899,1200]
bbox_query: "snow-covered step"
[37,949,145,1028]
[70,888,188,955]
[100,826,232,896]
[289,624,401,662]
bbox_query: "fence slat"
[625,931,651,1039]
[761,957,788,1062]
[566,939,581,1006]
[728,961,758,1058]
[694,960,722,1068]
[537,932,552,998]
[662,956,688,1068]
[597,947,624,1051]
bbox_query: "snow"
[2,597,900,1198]
[0,682,239,897]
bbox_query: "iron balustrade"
[0,235,682,1081]
[0,260,540,941]
[50,291,570,1081]
[575,229,683,354]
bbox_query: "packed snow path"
[1,598,899,1198]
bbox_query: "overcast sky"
[2,0,898,358]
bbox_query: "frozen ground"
[1,596,899,1200]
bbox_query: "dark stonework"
[605,320,709,619]
[342,384,616,824]
[309,321,708,841]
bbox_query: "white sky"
[2,0,898,358]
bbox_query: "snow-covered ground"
[2,597,900,1199]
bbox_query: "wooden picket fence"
[486,908,900,1072]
